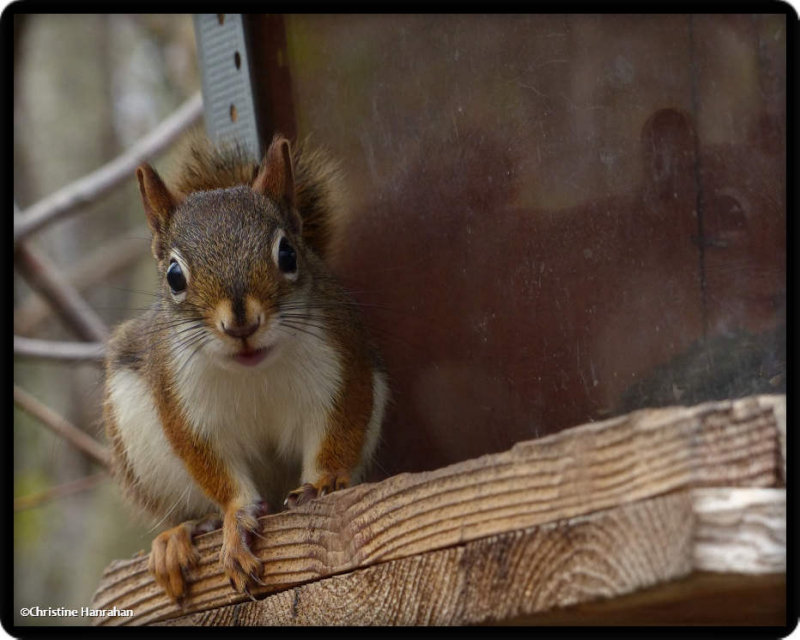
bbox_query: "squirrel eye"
[166,260,187,293]
[277,237,297,274]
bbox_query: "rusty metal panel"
[254,14,785,477]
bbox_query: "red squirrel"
[103,134,388,601]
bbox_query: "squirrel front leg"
[153,394,270,599]
[190,456,270,597]
[286,362,378,508]
[218,494,271,596]
[148,446,269,600]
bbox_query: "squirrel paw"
[284,473,350,509]
[148,522,201,603]
[220,501,269,597]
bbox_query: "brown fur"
[103,391,162,515]
[148,522,199,601]
[104,312,238,520]
[106,134,383,601]
[219,502,264,594]
[284,285,380,505]
[137,165,179,261]
[152,356,236,507]
[168,131,343,261]
[104,319,173,519]
[317,332,375,476]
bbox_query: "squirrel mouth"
[232,345,271,367]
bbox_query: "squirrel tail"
[291,138,345,263]
[170,131,345,261]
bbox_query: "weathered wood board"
[162,492,696,625]
[692,487,786,574]
[91,394,785,626]
[159,487,786,626]
[501,572,786,626]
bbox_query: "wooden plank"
[500,572,786,626]
[90,394,783,625]
[692,488,785,574]
[759,394,786,481]
[160,492,696,626]
[157,486,788,626]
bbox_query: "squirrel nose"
[222,320,260,339]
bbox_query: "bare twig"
[14,336,105,362]
[14,472,109,511]
[14,226,150,336]
[13,385,111,469]
[15,242,110,342]
[14,92,203,245]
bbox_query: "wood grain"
[499,572,786,626]
[692,488,785,574]
[90,394,784,625]
[160,492,695,625]
[157,487,788,626]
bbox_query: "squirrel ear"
[136,164,177,260]
[252,135,297,210]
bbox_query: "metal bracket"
[193,14,262,161]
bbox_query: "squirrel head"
[136,136,314,370]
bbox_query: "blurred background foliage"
[13,14,199,625]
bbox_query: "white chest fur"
[108,319,385,518]
[170,325,344,471]
[107,368,214,522]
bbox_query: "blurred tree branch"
[12,86,204,528]
[13,93,202,353]
[14,91,203,245]
[14,385,110,469]
[14,472,108,512]
[15,242,110,342]
[14,336,105,362]
[14,225,150,336]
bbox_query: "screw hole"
[230,104,238,122]
[217,14,225,25]
[234,51,241,70]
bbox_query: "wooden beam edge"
[494,572,787,626]
[691,487,785,574]
[159,486,787,626]
[160,491,697,625]
[90,394,785,625]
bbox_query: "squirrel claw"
[285,483,318,509]
[248,570,266,587]
[148,521,201,603]
[285,473,350,509]
[222,550,263,596]
[243,584,258,603]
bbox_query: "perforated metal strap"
[193,14,262,161]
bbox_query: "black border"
[3,3,797,637]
